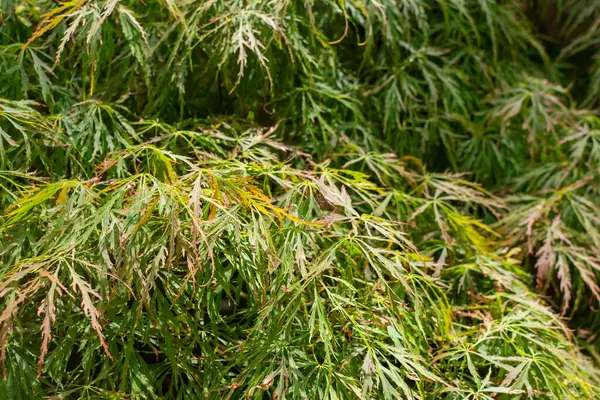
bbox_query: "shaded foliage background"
[0,0,599,398]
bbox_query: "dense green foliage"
[0,0,599,398]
